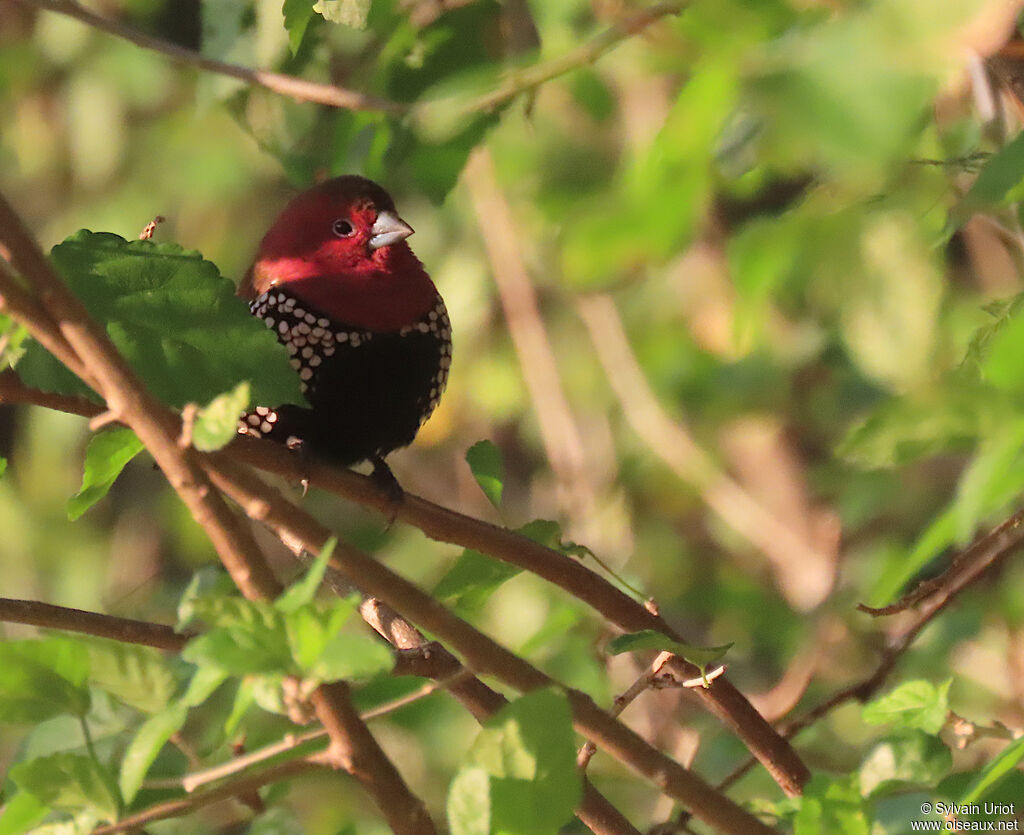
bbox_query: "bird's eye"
[332,219,355,238]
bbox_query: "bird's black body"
[239,288,451,466]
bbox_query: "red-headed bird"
[237,176,450,485]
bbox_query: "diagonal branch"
[0,190,437,835]
[202,456,778,834]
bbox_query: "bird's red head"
[240,175,438,332]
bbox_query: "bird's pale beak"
[368,211,414,250]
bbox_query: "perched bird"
[237,176,451,486]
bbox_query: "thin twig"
[91,760,322,835]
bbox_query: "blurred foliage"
[4,0,1024,831]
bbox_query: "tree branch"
[201,456,778,834]
[0,597,190,651]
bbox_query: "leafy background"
[4,0,1024,831]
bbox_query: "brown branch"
[0,190,437,835]
[0,597,190,651]
[201,456,778,834]
[222,438,810,797]
[22,0,405,114]
[0,371,808,799]
[90,759,322,835]
[0,382,639,835]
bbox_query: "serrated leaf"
[181,598,292,676]
[19,231,303,410]
[82,638,176,715]
[67,428,144,521]
[465,440,503,509]
[282,0,316,54]
[275,538,337,613]
[10,754,119,823]
[462,689,581,834]
[191,381,250,452]
[0,639,91,722]
[434,549,521,612]
[313,0,369,28]
[862,679,951,735]
[118,703,188,803]
[606,630,732,671]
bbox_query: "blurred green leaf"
[10,753,119,824]
[275,538,337,613]
[434,549,521,613]
[455,689,581,835]
[862,679,951,735]
[67,427,144,521]
[465,440,503,509]
[955,132,1024,218]
[191,381,250,452]
[958,735,1024,806]
[19,231,304,410]
[0,792,49,835]
[118,703,188,804]
[282,0,316,54]
[0,639,91,723]
[859,731,952,797]
[82,638,177,715]
[793,775,869,835]
[448,766,490,835]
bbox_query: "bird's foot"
[370,457,404,527]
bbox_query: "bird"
[236,175,451,490]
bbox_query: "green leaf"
[859,731,952,797]
[434,549,521,613]
[82,638,177,714]
[0,792,50,835]
[181,597,293,676]
[313,0,369,28]
[606,630,732,672]
[190,381,250,452]
[793,775,869,835]
[19,231,303,410]
[447,766,490,835]
[282,0,316,54]
[308,631,394,682]
[465,440,503,509]
[118,703,188,804]
[0,639,91,722]
[67,428,144,521]
[958,735,1024,806]
[980,310,1024,394]
[457,689,581,835]
[10,753,119,824]
[275,538,337,613]
[956,132,1024,217]
[0,457,7,480]
[862,679,951,735]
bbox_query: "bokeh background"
[4,0,1024,831]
